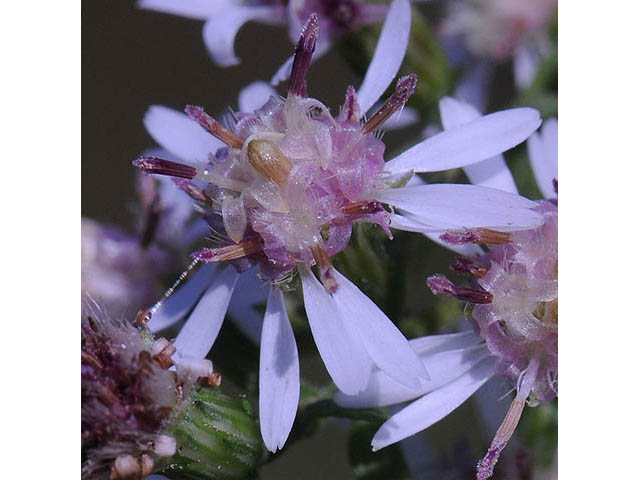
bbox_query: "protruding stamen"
[427,275,493,304]
[451,257,488,278]
[311,242,338,293]
[133,156,197,179]
[288,14,319,98]
[193,239,262,263]
[185,105,244,149]
[172,178,212,204]
[440,228,512,245]
[362,74,417,134]
[247,139,292,187]
[476,397,526,480]
[341,200,385,215]
[474,228,512,244]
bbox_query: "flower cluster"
[83,1,558,478]
[131,3,546,456]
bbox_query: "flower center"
[206,93,387,284]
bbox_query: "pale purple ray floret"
[336,106,558,480]
[133,4,544,454]
[138,0,387,74]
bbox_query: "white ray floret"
[144,105,223,164]
[438,96,518,193]
[300,265,374,395]
[371,358,496,451]
[259,288,300,452]
[376,184,544,231]
[527,117,558,198]
[173,267,239,358]
[385,108,542,174]
[203,7,281,67]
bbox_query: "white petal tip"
[371,440,385,452]
[264,442,278,453]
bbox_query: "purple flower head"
[134,7,545,454]
[442,200,558,479]
[337,110,558,480]
[135,11,420,293]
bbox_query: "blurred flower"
[81,301,262,480]
[442,0,557,91]
[336,104,558,480]
[133,5,543,453]
[81,217,172,317]
[138,0,388,73]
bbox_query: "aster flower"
[442,0,557,92]
[133,5,544,453]
[138,0,389,73]
[336,102,558,480]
